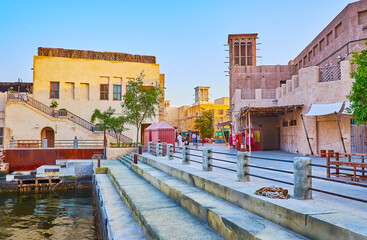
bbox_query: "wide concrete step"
[123,159,308,240]
[105,161,224,240]
[94,173,146,239]
[136,154,367,240]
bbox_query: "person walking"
[197,135,200,148]
[192,133,197,148]
[177,133,182,147]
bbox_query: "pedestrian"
[197,135,200,148]
[229,134,233,149]
[192,133,197,148]
[177,133,182,147]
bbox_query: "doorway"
[41,127,55,147]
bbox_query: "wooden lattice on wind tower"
[228,33,257,67]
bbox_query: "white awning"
[304,102,344,116]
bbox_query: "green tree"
[194,110,214,138]
[122,72,163,142]
[91,107,127,147]
[347,41,367,124]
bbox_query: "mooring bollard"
[138,145,142,154]
[167,144,173,160]
[182,145,190,165]
[134,154,138,164]
[237,152,250,182]
[98,156,101,168]
[202,148,212,171]
[293,157,312,200]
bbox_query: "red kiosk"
[144,122,158,149]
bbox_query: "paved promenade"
[171,143,367,218]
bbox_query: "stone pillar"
[9,137,15,149]
[148,142,152,154]
[167,144,173,160]
[73,136,78,149]
[202,148,212,171]
[42,137,48,149]
[182,145,190,165]
[293,157,312,200]
[237,152,250,182]
[156,143,162,157]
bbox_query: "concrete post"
[293,157,312,200]
[42,138,48,149]
[73,137,78,149]
[167,144,173,160]
[9,137,15,149]
[202,148,212,171]
[156,143,162,157]
[182,145,190,165]
[237,152,250,182]
[148,142,152,154]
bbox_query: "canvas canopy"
[304,102,344,116]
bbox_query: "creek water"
[0,189,97,240]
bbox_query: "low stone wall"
[106,147,134,160]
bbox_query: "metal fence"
[145,143,367,204]
[241,89,255,99]
[319,65,341,82]
[261,89,276,99]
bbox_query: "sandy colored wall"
[106,147,134,160]
[32,56,161,141]
[4,101,106,147]
[232,60,353,155]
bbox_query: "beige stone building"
[1,47,165,148]
[230,0,367,155]
[165,87,230,139]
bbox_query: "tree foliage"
[347,41,367,124]
[194,110,214,138]
[91,107,127,147]
[122,72,163,142]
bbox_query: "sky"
[0,0,356,107]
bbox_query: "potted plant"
[50,99,58,109]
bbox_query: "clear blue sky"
[0,0,356,106]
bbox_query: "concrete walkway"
[172,144,367,217]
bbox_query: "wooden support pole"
[301,115,313,155]
[335,113,346,153]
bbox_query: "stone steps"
[94,173,146,239]
[119,156,308,240]
[105,160,224,240]
[133,153,367,240]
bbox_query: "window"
[218,110,224,115]
[308,51,312,61]
[50,82,59,99]
[289,119,297,126]
[100,84,108,100]
[282,121,288,127]
[113,85,121,100]
[0,127,3,146]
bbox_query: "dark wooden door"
[46,130,54,147]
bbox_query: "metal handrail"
[23,96,132,143]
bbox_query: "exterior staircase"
[7,93,132,143]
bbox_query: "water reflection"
[0,190,97,240]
